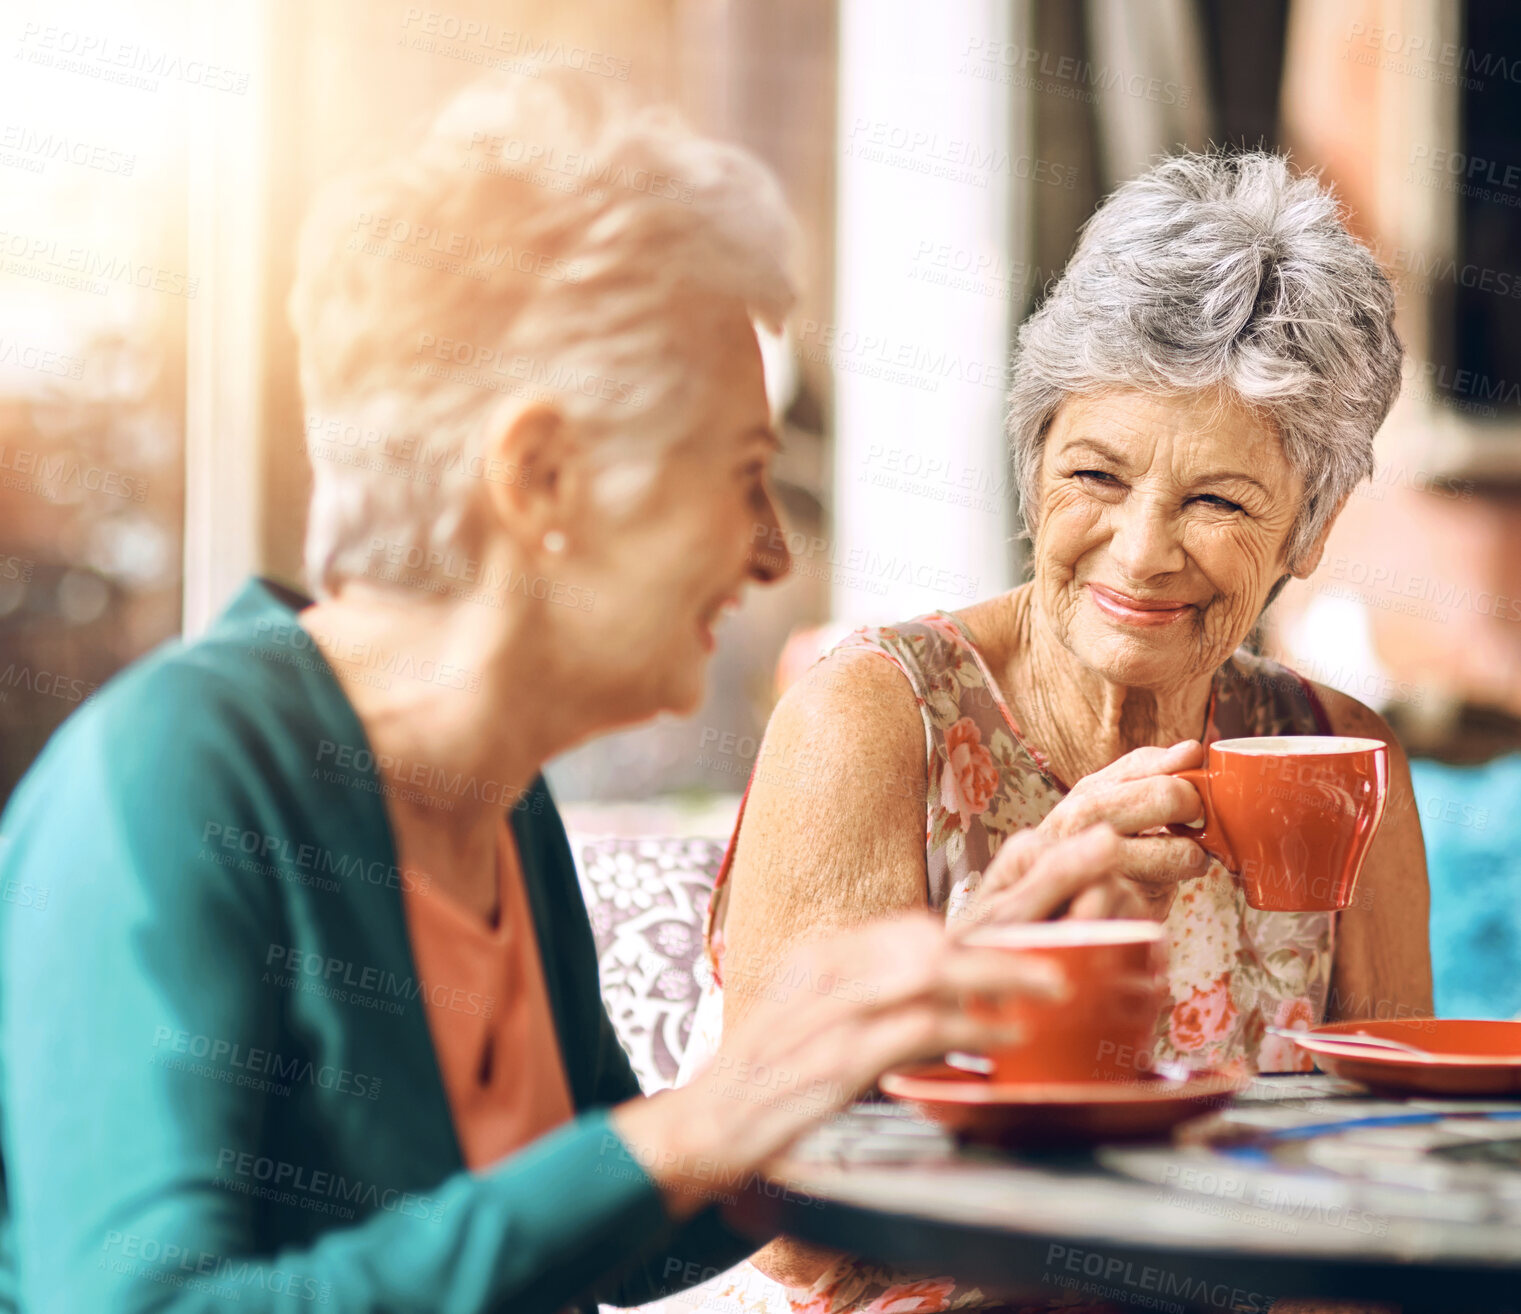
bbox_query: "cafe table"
[722,1074,1521,1313]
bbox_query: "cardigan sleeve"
[0,670,753,1314]
[581,1003,762,1308]
[519,780,764,1306]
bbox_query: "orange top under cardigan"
[402,818,575,1170]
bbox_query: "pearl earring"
[542,530,567,554]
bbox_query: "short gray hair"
[1005,151,1402,565]
[288,73,797,597]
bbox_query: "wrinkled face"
[1032,389,1306,691]
[553,301,789,722]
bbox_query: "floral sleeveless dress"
[638,612,1336,1314]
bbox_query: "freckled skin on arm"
[717,651,929,1288]
[1314,683,1434,1023]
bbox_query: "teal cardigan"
[0,579,753,1312]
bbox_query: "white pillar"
[828,0,1026,625]
[183,0,269,635]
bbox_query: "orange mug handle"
[1165,767,1237,871]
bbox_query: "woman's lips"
[1086,583,1196,627]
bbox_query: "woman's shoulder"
[0,642,291,946]
[765,609,1012,797]
[1222,646,1313,695]
[1297,677,1407,762]
[18,638,247,786]
[775,641,924,762]
[1,616,377,903]
[1220,649,1401,747]
[833,609,973,667]
[28,620,329,791]
[1215,648,1319,736]
[733,625,933,827]
[834,597,1015,693]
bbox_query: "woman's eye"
[1074,469,1121,488]
[1192,494,1244,513]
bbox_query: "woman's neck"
[298,583,589,897]
[1000,585,1216,785]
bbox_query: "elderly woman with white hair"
[673,153,1435,1312]
[0,78,1149,1313]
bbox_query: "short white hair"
[288,73,798,596]
[1006,151,1402,565]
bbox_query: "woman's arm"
[719,650,931,1028]
[1,666,1085,1313]
[719,648,1154,998]
[1312,683,1434,1022]
[0,703,705,1314]
[711,652,932,1288]
[714,653,1143,1291]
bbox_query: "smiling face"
[1032,389,1317,691]
[546,299,790,723]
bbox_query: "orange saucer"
[878,1063,1246,1146]
[1284,1019,1521,1096]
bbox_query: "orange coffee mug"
[960,920,1167,1084]
[1168,736,1389,912]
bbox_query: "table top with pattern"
[724,1075,1521,1313]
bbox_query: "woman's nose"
[747,491,792,584]
[1108,500,1186,580]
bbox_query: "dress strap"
[701,773,754,985]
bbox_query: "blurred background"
[1,0,1518,1012]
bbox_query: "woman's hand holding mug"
[612,911,1067,1216]
[612,825,1161,1218]
[1008,741,1210,920]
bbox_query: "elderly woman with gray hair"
[0,77,1147,1313]
[673,153,1434,1312]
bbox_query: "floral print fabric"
[841,611,1335,1074]
[646,612,1335,1314]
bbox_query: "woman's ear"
[479,402,582,548]
[1287,495,1348,579]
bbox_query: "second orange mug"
[1168,736,1389,912]
[961,920,1167,1083]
